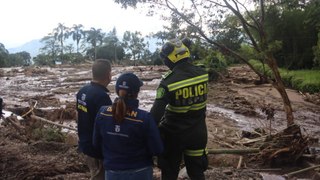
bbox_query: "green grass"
[249,60,320,93]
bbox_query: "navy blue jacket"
[76,82,112,158]
[93,99,163,170]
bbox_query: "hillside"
[8,39,43,58]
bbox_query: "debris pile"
[251,124,310,166]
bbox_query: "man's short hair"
[92,59,111,81]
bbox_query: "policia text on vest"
[167,74,208,113]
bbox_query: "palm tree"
[53,23,69,60]
[104,27,120,63]
[86,28,105,60]
[70,24,84,53]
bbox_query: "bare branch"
[232,0,260,32]
[207,0,227,8]
[190,0,203,28]
[162,1,265,80]
[234,0,264,41]
[223,0,261,52]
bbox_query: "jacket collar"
[90,81,110,92]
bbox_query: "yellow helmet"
[160,38,191,63]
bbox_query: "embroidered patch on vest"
[156,87,165,99]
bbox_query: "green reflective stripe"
[167,101,207,113]
[168,74,208,91]
[184,148,208,156]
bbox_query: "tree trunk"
[266,53,294,126]
[94,45,97,61]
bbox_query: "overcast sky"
[0,0,164,48]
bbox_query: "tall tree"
[40,34,60,63]
[16,51,31,65]
[103,27,121,63]
[122,31,147,65]
[70,24,85,53]
[53,23,69,59]
[264,0,319,69]
[85,28,105,60]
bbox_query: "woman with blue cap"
[93,72,163,180]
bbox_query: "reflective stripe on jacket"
[151,61,208,133]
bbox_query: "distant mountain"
[8,39,43,58]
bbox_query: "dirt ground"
[0,63,319,180]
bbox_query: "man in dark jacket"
[151,38,209,180]
[76,59,112,180]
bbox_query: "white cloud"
[0,0,164,48]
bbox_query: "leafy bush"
[195,51,228,81]
[32,127,66,142]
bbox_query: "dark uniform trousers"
[158,121,208,180]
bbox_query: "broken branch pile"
[250,124,310,166]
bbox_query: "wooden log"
[285,165,320,178]
[30,115,77,131]
[208,148,260,154]
[236,136,266,145]
[211,139,235,149]
[253,168,282,172]
[21,100,38,118]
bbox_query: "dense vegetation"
[0,43,31,67]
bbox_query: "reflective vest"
[153,62,209,133]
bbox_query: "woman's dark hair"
[112,89,127,123]
[112,90,139,123]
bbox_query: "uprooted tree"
[114,0,294,126]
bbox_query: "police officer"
[151,38,209,180]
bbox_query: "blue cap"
[116,72,143,95]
